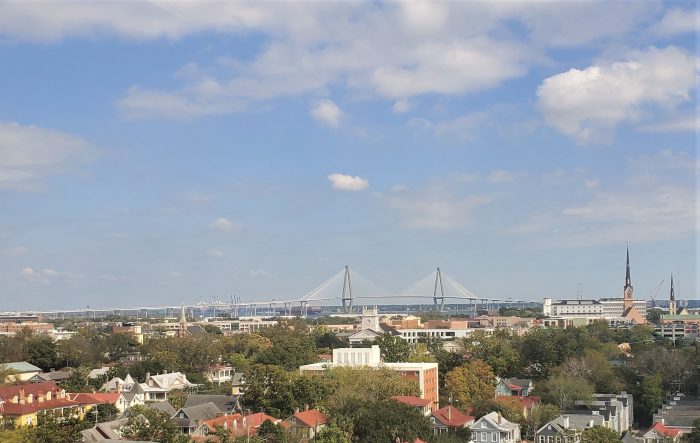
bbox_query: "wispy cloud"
[209,217,238,232]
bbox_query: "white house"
[469,412,521,443]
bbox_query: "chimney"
[588,419,594,427]
[19,388,25,402]
[447,406,452,421]
[163,369,168,374]
[294,407,300,414]
[562,416,569,429]
[145,372,150,380]
[497,412,502,424]
[305,404,309,411]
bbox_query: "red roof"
[243,412,281,429]
[391,395,431,407]
[288,409,328,427]
[648,422,682,437]
[0,397,81,415]
[431,405,474,427]
[70,392,120,405]
[201,414,245,434]
[495,395,541,410]
[0,382,61,400]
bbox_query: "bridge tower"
[433,267,445,311]
[341,266,353,314]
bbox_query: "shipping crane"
[649,279,664,307]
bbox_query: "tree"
[33,413,87,443]
[445,360,495,408]
[558,349,622,393]
[315,424,351,443]
[258,419,285,443]
[375,333,411,363]
[521,404,560,440]
[204,324,223,335]
[640,374,664,424]
[407,343,436,363]
[322,367,419,411]
[337,399,432,443]
[121,406,181,442]
[540,374,593,410]
[682,418,700,442]
[580,425,620,443]
[255,325,318,370]
[461,330,521,377]
[25,336,58,371]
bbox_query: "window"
[492,433,497,441]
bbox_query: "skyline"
[0,1,698,309]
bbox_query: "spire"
[624,245,632,291]
[179,302,187,324]
[670,274,675,301]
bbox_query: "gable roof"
[0,381,61,400]
[147,372,192,389]
[184,394,238,413]
[176,402,222,421]
[287,410,328,427]
[0,361,42,373]
[432,405,474,427]
[472,411,519,431]
[71,392,121,405]
[32,371,71,382]
[199,413,244,435]
[243,412,281,428]
[645,421,682,437]
[144,401,177,416]
[502,378,533,389]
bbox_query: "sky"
[0,1,698,310]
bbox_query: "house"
[101,374,136,393]
[205,365,234,386]
[184,394,239,414]
[639,421,684,442]
[172,402,222,434]
[567,392,634,433]
[535,414,605,443]
[347,306,399,345]
[282,409,328,441]
[391,396,432,416]
[469,411,521,443]
[80,417,129,442]
[496,378,534,397]
[70,392,121,412]
[136,372,195,402]
[230,373,245,395]
[30,370,72,384]
[191,413,243,439]
[430,405,474,435]
[0,362,42,383]
[651,395,700,435]
[0,382,85,427]
[88,366,111,379]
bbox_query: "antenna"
[576,283,583,300]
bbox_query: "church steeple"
[669,274,677,316]
[177,301,188,338]
[623,246,634,310]
[624,246,632,292]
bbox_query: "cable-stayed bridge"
[26,267,535,319]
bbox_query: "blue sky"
[0,1,697,310]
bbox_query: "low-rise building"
[205,364,234,386]
[282,409,328,441]
[0,362,42,383]
[0,382,85,427]
[495,378,534,397]
[172,402,222,434]
[299,345,439,410]
[535,414,605,443]
[469,411,521,443]
[391,396,432,416]
[430,405,474,435]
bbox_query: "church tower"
[623,246,634,310]
[669,274,677,316]
[177,302,188,338]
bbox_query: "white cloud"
[584,179,600,190]
[652,8,700,37]
[0,121,93,190]
[434,112,489,142]
[637,114,699,133]
[392,99,412,114]
[510,149,699,246]
[2,246,28,256]
[385,191,493,231]
[20,267,37,277]
[209,217,238,232]
[537,46,698,143]
[327,173,369,191]
[487,170,516,183]
[310,99,342,127]
[208,249,224,257]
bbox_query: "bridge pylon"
[433,267,445,311]
[341,266,353,314]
